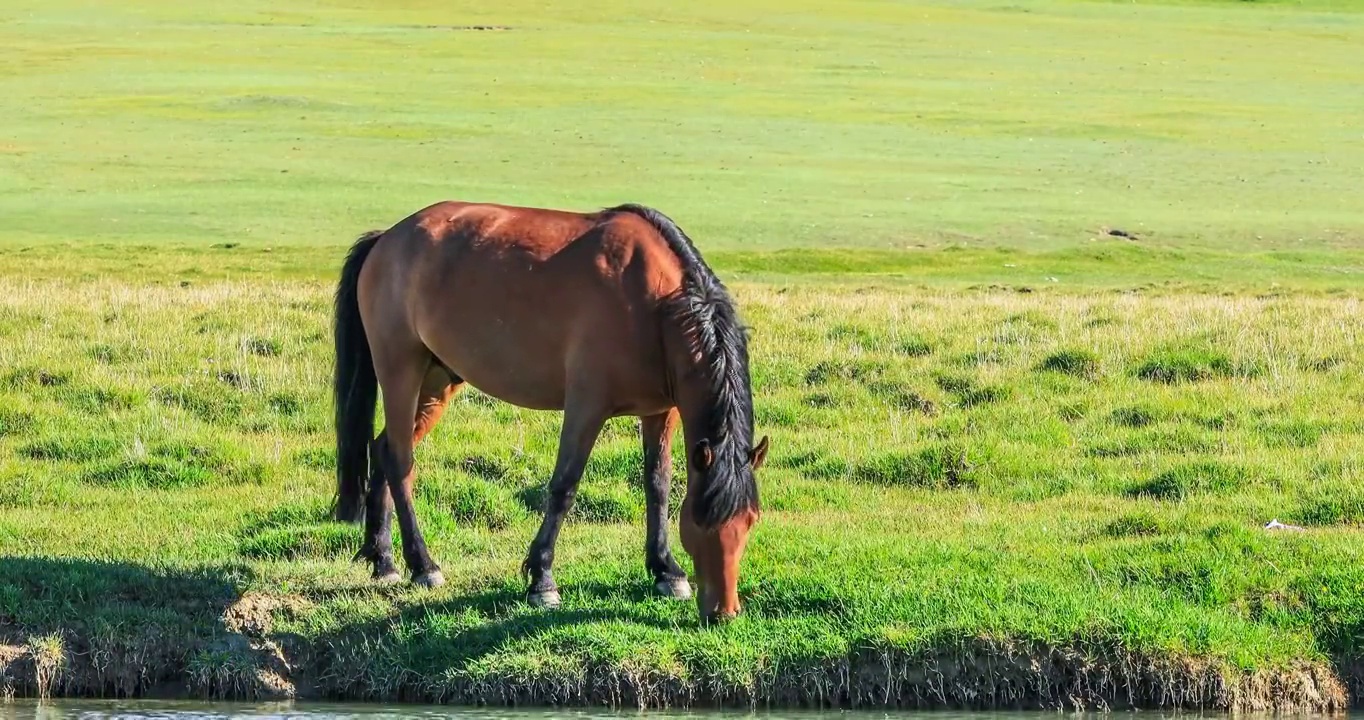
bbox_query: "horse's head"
[680,435,770,625]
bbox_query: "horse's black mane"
[607,203,759,528]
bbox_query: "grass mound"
[239,525,355,560]
[517,483,643,524]
[1111,405,1162,428]
[420,477,527,531]
[1037,349,1101,379]
[1134,346,1245,384]
[1101,512,1170,539]
[1296,490,1364,527]
[932,372,1011,408]
[1127,461,1255,500]
[20,436,121,463]
[851,445,978,489]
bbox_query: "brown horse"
[331,201,770,624]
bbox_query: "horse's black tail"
[332,230,384,523]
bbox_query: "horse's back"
[361,201,685,413]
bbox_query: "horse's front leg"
[522,401,608,607]
[642,410,691,599]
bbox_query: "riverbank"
[1,610,1356,711]
[1,278,1360,712]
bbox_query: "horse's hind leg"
[413,365,464,445]
[357,441,399,583]
[358,365,462,584]
[642,410,691,600]
[522,394,609,608]
[372,349,448,587]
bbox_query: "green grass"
[4,0,1364,270]
[1,0,1362,710]
[0,280,1360,707]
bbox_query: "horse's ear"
[749,435,770,470]
[691,440,714,472]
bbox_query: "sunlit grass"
[0,277,1359,705]
[2,0,1363,707]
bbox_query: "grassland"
[2,0,1363,711]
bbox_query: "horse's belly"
[422,315,668,415]
[455,365,566,411]
[409,248,665,414]
[427,330,568,411]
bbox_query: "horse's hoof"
[527,589,561,608]
[374,571,402,585]
[412,570,445,589]
[654,578,693,600]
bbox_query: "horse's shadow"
[328,576,692,646]
[0,555,246,698]
[292,574,701,703]
[0,554,694,701]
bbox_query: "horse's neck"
[668,359,719,470]
[673,377,717,452]
[662,317,743,473]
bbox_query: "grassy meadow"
[2,0,1363,710]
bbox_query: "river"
[0,701,1247,720]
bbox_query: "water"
[0,703,1354,720]
[0,702,1191,720]
[0,703,666,720]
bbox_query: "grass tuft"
[1295,491,1364,527]
[4,367,72,390]
[0,405,37,436]
[896,336,935,357]
[1111,405,1162,427]
[1102,512,1169,539]
[1134,346,1243,384]
[88,343,148,365]
[84,457,214,489]
[20,436,121,463]
[1037,349,1101,379]
[242,337,283,357]
[778,449,851,480]
[239,525,356,560]
[1127,461,1254,501]
[154,384,246,425]
[421,478,527,530]
[518,483,643,524]
[805,359,886,386]
[1254,419,1328,449]
[851,444,977,489]
[933,372,1011,408]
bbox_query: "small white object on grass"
[1264,518,1305,532]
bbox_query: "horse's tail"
[332,230,384,523]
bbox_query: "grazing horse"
[331,201,770,623]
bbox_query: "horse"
[330,201,771,624]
